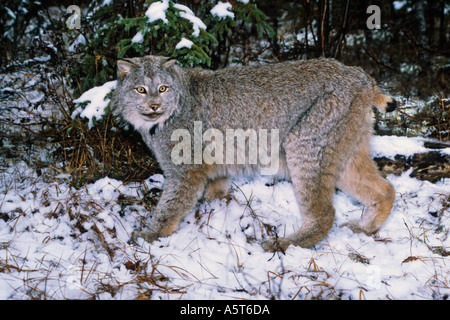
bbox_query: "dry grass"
[59,114,161,186]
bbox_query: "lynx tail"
[373,87,397,113]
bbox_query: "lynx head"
[111,55,184,133]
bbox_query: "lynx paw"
[341,220,372,236]
[132,218,181,244]
[261,237,290,253]
[203,178,231,201]
[132,230,161,244]
[203,188,229,201]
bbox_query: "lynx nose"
[148,103,161,112]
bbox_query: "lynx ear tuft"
[117,59,137,79]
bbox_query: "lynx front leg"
[137,171,207,243]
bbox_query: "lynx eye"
[136,87,146,94]
[158,85,168,93]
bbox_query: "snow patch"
[101,0,113,6]
[370,135,429,159]
[68,34,86,52]
[131,31,144,44]
[175,37,194,49]
[211,1,235,19]
[174,3,207,37]
[72,80,117,129]
[393,1,407,10]
[145,0,170,23]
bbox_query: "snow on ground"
[0,134,449,300]
[370,135,433,158]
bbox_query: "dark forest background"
[1,0,448,97]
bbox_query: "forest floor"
[0,60,449,300]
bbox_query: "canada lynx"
[111,55,396,251]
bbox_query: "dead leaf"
[402,256,420,264]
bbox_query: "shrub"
[69,0,274,96]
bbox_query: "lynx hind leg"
[338,145,395,235]
[262,138,337,252]
[203,177,231,201]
